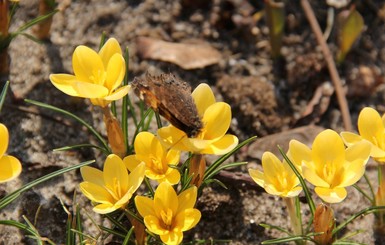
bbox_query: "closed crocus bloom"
[341,107,385,162]
[0,123,22,183]
[124,132,181,184]
[50,38,129,108]
[158,83,238,155]
[80,154,145,214]
[249,152,302,197]
[135,182,201,245]
[290,129,371,203]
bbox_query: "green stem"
[284,197,303,245]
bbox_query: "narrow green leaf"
[24,99,110,153]
[203,136,257,181]
[333,206,385,235]
[76,205,84,245]
[0,160,94,209]
[122,227,135,245]
[278,146,315,216]
[122,47,130,155]
[53,144,110,155]
[203,162,247,181]
[0,81,9,113]
[15,9,58,35]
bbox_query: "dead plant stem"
[300,0,352,131]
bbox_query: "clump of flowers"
[0,123,22,183]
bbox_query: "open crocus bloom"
[124,131,181,184]
[341,107,385,162]
[249,152,302,198]
[289,129,371,203]
[157,83,238,155]
[80,154,145,214]
[135,182,201,245]
[0,123,22,183]
[50,38,129,108]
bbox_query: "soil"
[1,0,385,244]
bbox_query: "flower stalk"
[0,0,9,75]
[283,197,302,239]
[374,164,385,234]
[33,0,55,40]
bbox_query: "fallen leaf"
[136,37,222,70]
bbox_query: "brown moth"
[132,73,203,137]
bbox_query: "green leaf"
[203,136,257,181]
[337,8,364,62]
[53,143,110,155]
[0,160,94,210]
[278,146,316,216]
[0,220,42,245]
[24,99,110,153]
[0,81,9,113]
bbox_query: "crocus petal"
[164,169,181,185]
[288,140,311,171]
[123,155,142,172]
[80,166,104,186]
[202,102,231,139]
[105,53,126,91]
[49,74,82,97]
[93,203,118,214]
[79,182,114,204]
[127,162,146,194]
[160,232,183,245]
[340,132,363,146]
[143,215,168,235]
[72,46,105,84]
[98,38,122,68]
[103,154,129,195]
[174,209,201,231]
[261,152,284,186]
[0,155,22,183]
[134,132,158,156]
[166,149,180,166]
[302,164,329,187]
[103,85,130,101]
[286,186,303,198]
[312,130,345,170]
[345,141,371,164]
[248,169,265,187]
[154,182,178,217]
[157,126,188,151]
[135,196,156,217]
[315,187,347,203]
[192,83,216,117]
[177,186,197,213]
[200,134,238,155]
[73,82,109,98]
[358,107,385,146]
[0,123,8,157]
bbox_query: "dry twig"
[300,0,352,131]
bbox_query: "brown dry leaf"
[136,37,222,70]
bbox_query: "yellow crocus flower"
[289,129,371,203]
[0,123,22,183]
[135,182,201,245]
[50,38,129,108]
[158,83,238,155]
[249,151,302,198]
[79,154,145,214]
[124,131,181,184]
[341,107,385,162]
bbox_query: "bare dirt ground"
[1,0,385,244]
